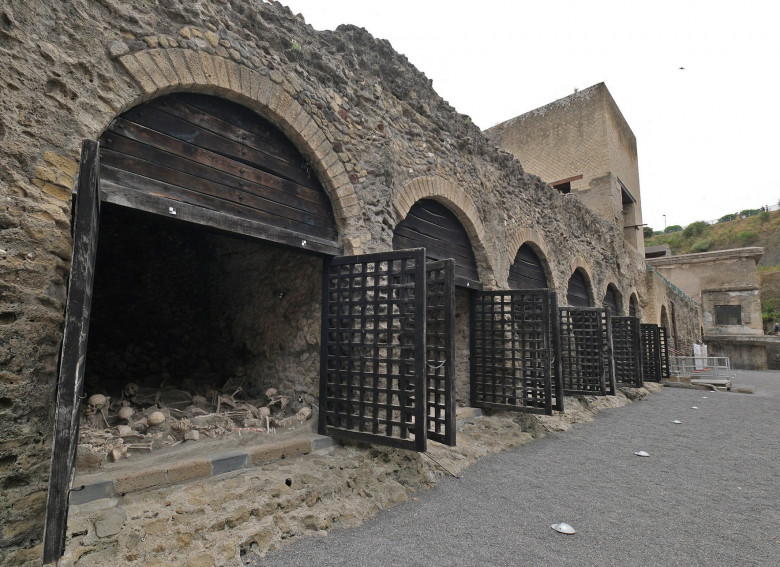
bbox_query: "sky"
[279,0,780,231]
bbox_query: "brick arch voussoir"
[394,177,495,286]
[115,47,364,247]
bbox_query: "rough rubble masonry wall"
[0,1,672,560]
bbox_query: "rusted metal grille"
[659,326,671,378]
[425,259,456,446]
[471,290,553,415]
[559,307,607,395]
[640,323,663,382]
[319,249,426,451]
[611,316,643,387]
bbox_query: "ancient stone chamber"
[0,1,678,564]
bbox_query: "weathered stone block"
[114,469,168,494]
[167,459,211,484]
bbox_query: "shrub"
[664,224,683,233]
[719,214,737,223]
[738,230,757,245]
[740,208,761,218]
[643,226,653,238]
[682,221,709,238]
[691,238,712,253]
[759,211,771,223]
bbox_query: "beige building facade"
[647,247,777,369]
[485,83,644,252]
[647,248,764,336]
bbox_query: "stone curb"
[70,435,336,506]
[70,410,486,507]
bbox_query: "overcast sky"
[280,0,780,231]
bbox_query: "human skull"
[123,382,139,399]
[147,411,166,426]
[117,406,134,421]
[85,394,107,416]
[297,406,312,421]
[265,388,278,398]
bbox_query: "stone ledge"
[71,434,332,506]
[67,408,492,507]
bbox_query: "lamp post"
[663,214,666,230]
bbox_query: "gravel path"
[253,371,780,567]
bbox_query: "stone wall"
[648,248,764,335]
[0,1,678,562]
[211,236,322,398]
[643,268,701,355]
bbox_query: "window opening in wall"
[550,174,582,195]
[714,305,742,326]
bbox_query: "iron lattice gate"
[425,260,456,445]
[659,326,671,378]
[549,293,565,411]
[611,316,643,387]
[640,323,663,382]
[559,307,614,395]
[320,249,427,451]
[471,289,553,415]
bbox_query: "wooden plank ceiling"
[566,270,591,307]
[99,93,338,253]
[603,286,619,315]
[508,243,548,290]
[393,199,481,288]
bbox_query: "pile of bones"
[79,376,314,464]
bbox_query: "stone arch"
[627,289,641,317]
[566,259,595,306]
[115,47,366,252]
[602,281,623,315]
[505,228,557,291]
[393,176,496,287]
[661,304,670,330]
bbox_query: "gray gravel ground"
[253,371,780,567]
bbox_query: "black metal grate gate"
[425,259,456,446]
[611,316,643,387]
[319,248,427,451]
[601,309,616,395]
[549,292,565,411]
[471,289,553,415]
[558,307,608,395]
[659,326,671,378]
[640,323,663,382]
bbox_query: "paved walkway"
[254,371,780,566]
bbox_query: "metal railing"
[669,356,732,381]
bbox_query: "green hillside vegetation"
[645,209,780,332]
[758,266,780,330]
[644,209,780,265]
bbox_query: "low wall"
[703,335,780,370]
